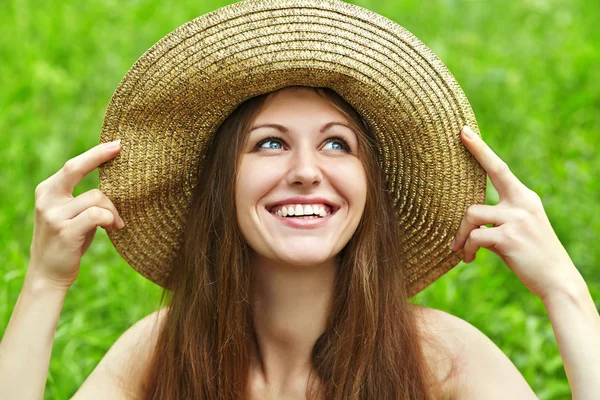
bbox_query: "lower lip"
[269,210,336,229]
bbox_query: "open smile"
[267,207,338,229]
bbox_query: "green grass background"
[1,0,599,398]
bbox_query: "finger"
[451,204,510,251]
[57,189,123,228]
[49,140,121,196]
[462,226,503,263]
[472,225,510,264]
[65,206,117,239]
[460,126,524,201]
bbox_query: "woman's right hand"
[28,140,124,291]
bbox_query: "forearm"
[542,269,600,400]
[0,270,68,400]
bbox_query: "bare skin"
[236,87,367,397]
[0,140,124,400]
[247,256,333,398]
[2,87,598,399]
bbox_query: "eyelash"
[254,136,353,153]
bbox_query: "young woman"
[2,85,599,399]
[2,0,599,398]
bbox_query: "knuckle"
[527,189,542,205]
[493,161,510,176]
[62,159,82,180]
[87,207,112,225]
[520,188,542,212]
[62,158,75,173]
[88,188,104,203]
[56,221,74,243]
[514,208,529,222]
[87,206,103,222]
[43,209,63,232]
[35,181,48,198]
[502,225,519,244]
[465,204,480,222]
[34,200,47,215]
[466,204,478,216]
[469,228,481,240]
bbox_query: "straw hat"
[99,0,486,298]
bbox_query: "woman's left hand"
[450,125,579,301]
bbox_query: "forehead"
[256,87,344,117]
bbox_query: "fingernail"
[118,216,125,229]
[105,139,121,149]
[449,238,456,250]
[462,126,474,139]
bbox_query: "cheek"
[235,157,284,249]
[235,157,281,213]
[329,160,368,210]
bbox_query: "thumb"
[81,226,98,255]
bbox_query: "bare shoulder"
[71,307,168,400]
[410,304,462,397]
[410,304,538,400]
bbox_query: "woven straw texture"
[99,0,486,298]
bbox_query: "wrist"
[540,266,589,306]
[24,270,71,297]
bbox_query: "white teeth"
[270,204,333,218]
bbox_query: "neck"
[249,253,336,388]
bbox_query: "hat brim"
[99,0,486,298]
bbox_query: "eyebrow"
[250,121,355,133]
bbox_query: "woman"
[1,1,599,399]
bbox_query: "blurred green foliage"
[1,0,598,399]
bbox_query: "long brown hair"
[137,86,449,399]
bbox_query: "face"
[235,87,367,267]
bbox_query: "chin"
[280,239,342,263]
[279,254,334,268]
[247,237,349,267]
[265,246,339,268]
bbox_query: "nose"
[285,145,323,187]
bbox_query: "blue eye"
[254,136,352,153]
[258,138,283,149]
[323,137,351,152]
[323,141,342,151]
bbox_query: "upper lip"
[265,196,340,213]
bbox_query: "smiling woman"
[134,85,448,399]
[2,0,599,399]
[236,87,367,267]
